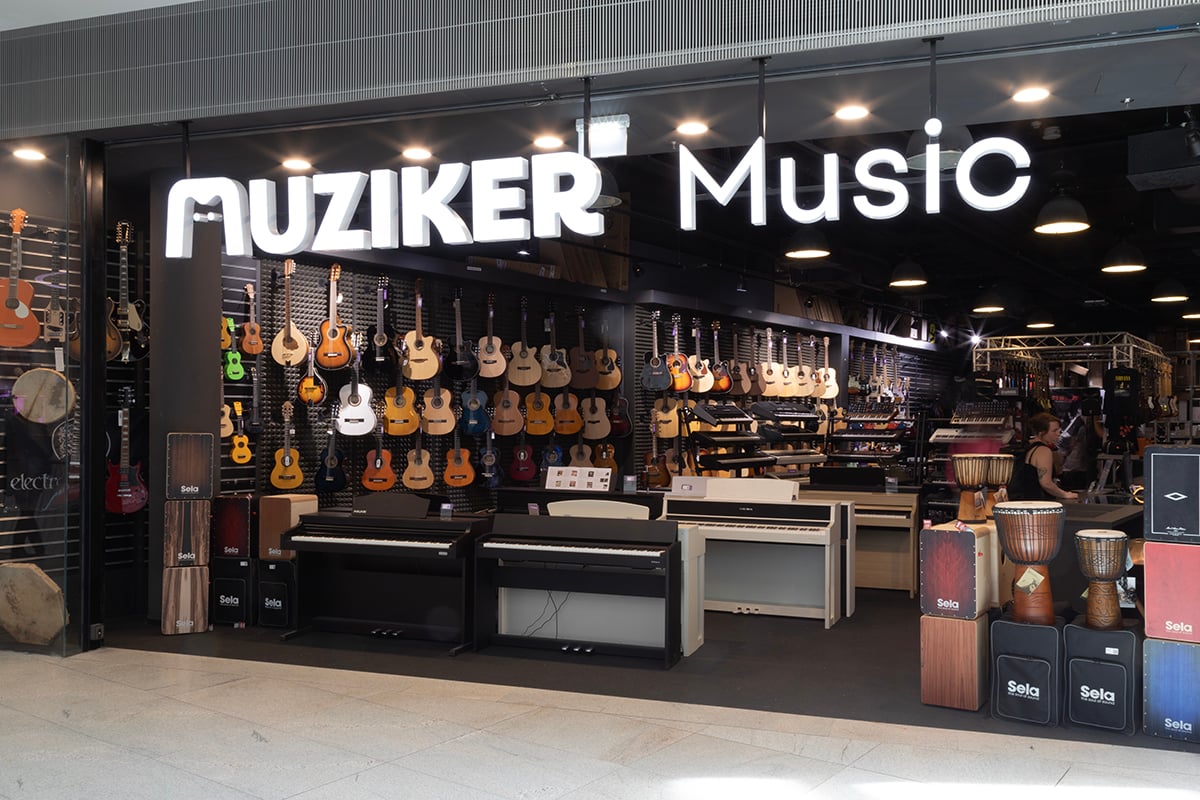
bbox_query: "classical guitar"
[105,388,149,515]
[581,388,610,441]
[239,283,263,355]
[365,276,395,370]
[315,263,353,369]
[759,328,780,396]
[479,430,501,488]
[0,209,41,348]
[491,373,524,437]
[363,422,398,491]
[540,435,563,470]
[539,305,571,389]
[444,290,480,383]
[728,323,752,396]
[229,401,252,465]
[709,321,733,394]
[383,353,419,436]
[639,310,671,391]
[507,297,542,387]
[477,291,507,379]
[644,423,670,488]
[401,426,435,490]
[402,278,440,380]
[686,317,714,393]
[114,221,149,362]
[568,307,597,390]
[443,427,475,488]
[223,319,245,380]
[508,431,537,482]
[523,378,555,437]
[315,408,348,492]
[568,437,592,467]
[653,391,680,440]
[296,346,328,407]
[552,388,583,436]
[420,364,456,436]
[270,401,304,490]
[271,258,308,366]
[593,441,619,473]
[594,320,622,391]
[819,335,839,399]
[460,376,490,436]
[335,356,377,436]
[666,314,693,392]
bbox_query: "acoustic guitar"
[539,305,571,389]
[508,431,537,482]
[269,401,304,490]
[401,427,435,490]
[334,356,377,436]
[460,377,490,436]
[479,430,501,488]
[402,278,440,380]
[443,427,475,488]
[793,334,813,398]
[315,409,348,492]
[709,322,733,394]
[607,392,633,439]
[666,314,693,392]
[553,388,583,436]
[365,276,395,370]
[568,307,597,390]
[568,437,592,467]
[728,323,752,396]
[362,423,398,491]
[639,310,671,391]
[239,283,263,355]
[491,374,524,437]
[229,401,252,464]
[444,290,480,383]
[296,346,327,407]
[778,331,798,397]
[819,335,840,399]
[507,297,542,387]
[523,379,555,437]
[477,292,507,379]
[420,365,456,436]
[315,264,353,370]
[581,388,610,441]
[644,423,670,489]
[759,327,780,396]
[594,320,622,391]
[383,353,419,436]
[593,441,619,473]
[104,387,148,515]
[653,391,680,440]
[0,209,41,348]
[270,259,308,366]
[219,402,233,438]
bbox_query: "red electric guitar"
[105,387,148,514]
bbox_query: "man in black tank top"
[1016,413,1078,502]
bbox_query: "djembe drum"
[992,501,1065,625]
[951,454,992,524]
[984,454,1014,519]
[1075,529,1128,630]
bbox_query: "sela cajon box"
[991,618,1062,726]
[1144,541,1200,644]
[920,522,996,619]
[161,566,208,635]
[212,493,258,558]
[1144,638,1200,743]
[1144,446,1200,544]
[258,560,296,628]
[165,432,215,500]
[258,493,318,561]
[163,500,211,567]
[211,557,254,626]
[920,613,988,710]
[1064,623,1139,735]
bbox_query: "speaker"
[1144,541,1200,643]
[1144,446,1200,544]
[1063,623,1139,735]
[163,499,211,567]
[1144,638,1200,743]
[161,566,208,635]
[920,522,995,619]
[258,560,296,628]
[920,614,989,710]
[258,493,318,561]
[211,557,254,626]
[211,493,258,558]
[991,618,1062,726]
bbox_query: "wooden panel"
[920,614,988,710]
[162,499,211,567]
[161,566,208,635]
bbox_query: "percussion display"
[920,522,995,619]
[992,500,1065,625]
[951,454,992,524]
[984,454,1014,519]
[1144,445,1200,543]
[1144,541,1200,644]
[920,614,989,711]
[991,618,1062,726]
[1065,623,1139,735]
[1074,529,1128,630]
[1144,638,1200,743]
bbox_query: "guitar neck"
[118,245,131,316]
[327,278,338,328]
[284,272,293,331]
[120,410,131,472]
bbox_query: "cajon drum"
[163,499,211,567]
[162,566,208,635]
[920,614,988,710]
[258,493,318,560]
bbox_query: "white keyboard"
[695,521,826,534]
[289,535,447,550]
[930,427,1014,444]
[481,541,662,558]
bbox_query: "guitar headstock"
[329,263,342,283]
[244,283,255,302]
[10,208,27,235]
[488,291,496,308]
[115,220,132,246]
[711,320,721,332]
[232,400,244,419]
[671,313,681,334]
[119,385,134,408]
[281,400,294,423]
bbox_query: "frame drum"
[1075,529,1127,630]
[11,368,76,425]
[992,501,1065,625]
[952,454,992,524]
[985,454,1014,519]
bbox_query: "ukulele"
[363,422,398,491]
[401,426,435,490]
[315,409,348,492]
[479,430,501,488]
[553,388,583,436]
[594,320,622,391]
[819,336,839,399]
[220,315,233,349]
[223,319,245,380]
[759,327,780,396]
[444,290,480,383]
[593,441,619,472]
[477,292,507,379]
[247,365,264,436]
[491,373,524,437]
[0,209,41,348]
[239,283,263,355]
[271,259,308,366]
[644,423,671,488]
[568,437,592,467]
[539,305,571,388]
[460,377,490,436]
[365,276,395,370]
[523,378,555,437]
[297,346,328,406]
[219,402,233,438]
[708,322,733,395]
[270,401,304,490]
[105,388,149,515]
[114,221,149,362]
[728,323,752,396]
[420,364,456,436]
[508,431,537,482]
[383,352,419,436]
[402,278,440,380]
[639,309,671,391]
[507,297,542,387]
[653,391,680,439]
[568,307,597,390]
[229,401,252,464]
[335,356,377,436]
[315,264,353,369]
[666,314,693,392]
[581,388,611,440]
[443,427,475,488]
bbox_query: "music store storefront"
[2,3,1199,749]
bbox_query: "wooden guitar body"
[315,318,353,369]
[581,395,611,440]
[104,462,148,514]
[270,448,303,489]
[0,277,39,348]
[420,385,456,436]
[362,449,398,491]
[523,389,555,437]
[443,448,476,488]
[401,449,435,490]
[492,385,525,437]
[552,392,583,436]
[383,385,419,436]
[509,441,537,482]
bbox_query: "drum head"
[12,368,77,425]
[993,500,1064,514]
[1075,528,1127,541]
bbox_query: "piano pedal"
[559,643,595,655]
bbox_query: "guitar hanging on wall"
[115,221,149,362]
[444,289,480,383]
[362,421,398,491]
[315,408,348,492]
[402,278,440,380]
[507,297,542,387]
[401,426,435,490]
[365,276,395,370]
[334,355,377,436]
[270,401,304,490]
[297,346,327,407]
[229,401,252,465]
[105,387,148,515]
[315,263,353,369]
[271,258,308,366]
[477,291,507,379]
[0,209,42,348]
[239,283,263,356]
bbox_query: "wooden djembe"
[951,454,992,524]
[1074,529,1128,630]
[992,501,1064,625]
[984,454,1014,519]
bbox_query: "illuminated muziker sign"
[164,120,1031,258]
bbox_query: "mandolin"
[568,307,597,390]
[0,209,42,348]
[709,321,733,394]
[594,319,622,391]
[365,276,395,370]
[420,363,456,436]
[315,263,353,369]
[362,422,398,491]
[508,431,537,482]
[491,373,524,437]
[552,388,583,436]
[271,259,308,366]
[402,278,440,380]
[383,350,419,436]
[270,401,304,490]
[104,387,149,515]
[507,297,542,387]
[315,409,348,492]
[444,290,480,383]
[477,291,507,379]
[335,355,377,436]
[539,304,571,389]
[297,345,328,407]
[581,388,610,441]
[523,379,555,437]
[443,427,475,488]
[229,401,252,464]
[239,283,263,355]
[460,377,490,436]
[686,317,714,393]
[401,426,435,490]
[666,314,693,392]
[639,310,671,391]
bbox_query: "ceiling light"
[938,328,951,339]
[402,147,432,160]
[736,274,748,293]
[834,105,869,120]
[1100,239,1146,273]
[1034,193,1090,234]
[783,228,830,259]
[889,257,927,288]
[972,288,1005,314]
[281,158,311,170]
[581,77,623,210]
[533,135,564,149]
[13,148,45,161]
[1189,336,1200,345]
[1013,87,1050,103]
[1151,279,1188,303]
[969,334,982,345]
[1183,311,1200,320]
[905,38,973,171]
[676,121,708,135]
[1026,309,1055,329]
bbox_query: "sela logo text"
[1006,681,1041,700]
[1165,621,1194,634]
[1079,685,1116,705]
[936,598,960,610]
[223,546,240,554]
[177,484,201,494]
[1164,718,1194,733]
[176,551,196,562]
[218,594,240,607]
[263,598,283,609]
[267,547,282,556]
[175,619,194,629]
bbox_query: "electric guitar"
[297,345,327,406]
[402,278,440,380]
[581,388,611,441]
[507,297,542,387]
[539,305,571,389]
[335,356,377,436]
[666,314,693,392]
[362,422,398,491]
[315,410,348,492]
[0,209,41,348]
[477,292,507,379]
[819,335,840,399]
[594,320,622,391]
[523,378,555,437]
[315,263,353,369]
[443,427,475,488]
[479,430,501,488]
[686,317,714,393]
[607,392,633,439]
[420,364,456,436]
[639,310,671,391]
[593,441,619,473]
[444,290,480,383]
[114,221,149,362]
[401,426,435,490]
[568,437,592,467]
[728,323,752,396]
[365,276,395,370]
[553,388,583,436]
[239,283,263,355]
[270,401,304,490]
[508,431,537,482]
[491,374,524,437]
[460,377,490,436]
[271,258,308,366]
[709,321,733,394]
[383,352,419,436]
[222,319,244,380]
[568,307,597,390]
[41,286,68,346]
[104,387,148,514]
[229,401,252,464]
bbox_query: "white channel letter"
[780,152,841,223]
[248,176,315,255]
[313,172,371,252]
[531,152,603,238]
[472,157,530,242]
[369,169,399,249]
[956,138,1032,212]
[853,149,909,220]
[679,138,765,230]
[401,163,472,247]
[164,177,251,258]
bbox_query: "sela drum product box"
[1144,541,1200,644]
[1143,638,1200,743]
[258,560,296,628]
[991,618,1062,726]
[161,566,209,635]
[920,522,996,620]
[258,493,318,561]
[211,493,259,558]
[920,614,989,711]
[211,557,255,626]
[1144,446,1200,544]
[165,432,215,500]
[1064,623,1139,735]
[163,499,211,567]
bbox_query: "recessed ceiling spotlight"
[13,148,45,161]
[675,121,708,135]
[834,105,869,121]
[1013,87,1050,103]
[533,135,564,149]
[402,146,432,161]
[281,158,312,171]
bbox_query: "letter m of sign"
[165,178,252,259]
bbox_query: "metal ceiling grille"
[1,0,1192,138]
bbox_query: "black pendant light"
[1100,239,1147,273]
[889,257,927,288]
[784,228,830,260]
[1034,168,1089,235]
[905,38,972,171]
[1151,279,1188,303]
[582,77,622,210]
[1026,309,1055,329]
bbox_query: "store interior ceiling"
[100,11,1200,341]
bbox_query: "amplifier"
[1064,623,1139,735]
[920,614,988,710]
[161,566,208,635]
[258,493,318,561]
[212,493,258,558]
[1144,638,1200,743]
[257,560,296,628]
[211,557,254,626]
[163,500,211,567]
[920,522,995,619]
[1144,446,1200,544]
[1144,541,1200,643]
[991,619,1062,726]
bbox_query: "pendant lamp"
[889,257,927,288]
[1034,167,1089,235]
[972,287,1005,314]
[582,77,622,210]
[784,228,830,260]
[1151,279,1188,303]
[905,38,973,171]
[1026,309,1055,329]
[1100,239,1146,273]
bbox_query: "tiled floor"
[1,647,1198,799]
